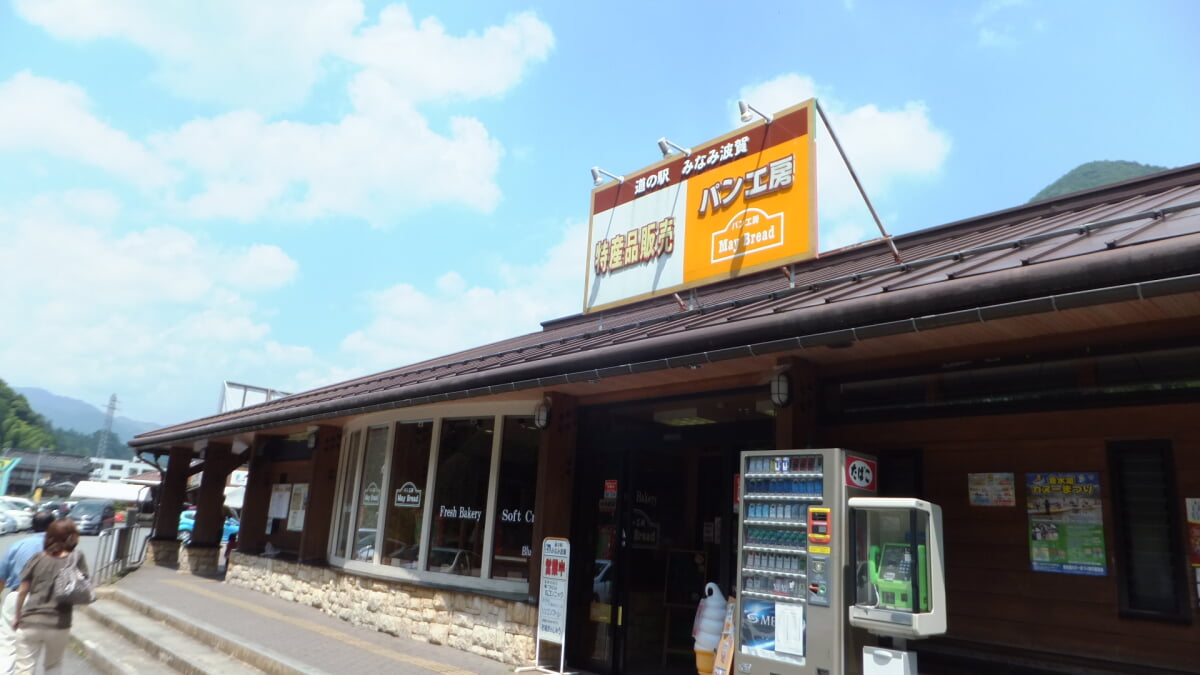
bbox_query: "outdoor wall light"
[738,100,773,125]
[657,137,692,158]
[769,372,792,408]
[591,166,625,186]
[533,398,552,430]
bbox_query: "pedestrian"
[12,518,88,675]
[0,510,55,673]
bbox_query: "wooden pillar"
[775,359,820,450]
[529,392,578,600]
[193,441,236,547]
[237,436,275,555]
[152,446,192,541]
[300,425,342,563]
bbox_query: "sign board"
[394,481,423,508]
[537,537,570,645]
[844,455,877,492]
[584,100,816,313]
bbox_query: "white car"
[0,499,33,530]
[0,512,15,535]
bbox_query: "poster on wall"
[287,483,309,532]
[969,473,1015,506]
[269,483,292,520]
[1026,472,1106,576]
[1187,498,1200,568]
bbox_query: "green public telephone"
[868,543,929,612]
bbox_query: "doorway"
[567,391,774,675]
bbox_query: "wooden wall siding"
[824,402,1200,672]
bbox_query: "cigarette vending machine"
[734,448,878,675]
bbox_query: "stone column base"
[146,538,180,567]
[180,545,221,576]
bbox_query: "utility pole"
[31,446,45,498]
[97,394,118,459]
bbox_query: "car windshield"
[72,503,104,515]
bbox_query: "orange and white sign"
[584,100,816,313]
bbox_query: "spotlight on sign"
[591,166,625,186]
[657,137,692,158]
[738,100,773,125]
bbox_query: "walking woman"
[11,518,88,674]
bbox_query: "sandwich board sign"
[518,537,575,674]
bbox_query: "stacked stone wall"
[225,553,536,665]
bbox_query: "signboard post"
[518,537,575,674]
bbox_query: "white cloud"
[0,72,174,188]
[339,222,587,373]
[155,105,504,224]
[736,74,951,250]
[973,0,1032,48]
[978,27,1018,48]
[0,193,307,424]
[13,0,363,111]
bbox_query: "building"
[0,449,93,497]
[89,457,157,483]
[131,164,1200,674]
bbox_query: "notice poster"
[739,600,804,667]
[269,483,292,520]
[969,473,1015,506]
[1026,472,1106,576]
[287,483,309,532]
[1186,498,1200,568]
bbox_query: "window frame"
[328,401,540,595]
[1107,439,1191,624]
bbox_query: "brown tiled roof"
[132,164,1200,447]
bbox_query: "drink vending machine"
[734,448,879,675]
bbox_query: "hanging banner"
[1026,472,1106,576]
[584,100,816,313]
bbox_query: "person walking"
[0,510,55,673]
[12,518,87,675]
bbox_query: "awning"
[69,481,154,503]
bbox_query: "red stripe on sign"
[590,105,810,215]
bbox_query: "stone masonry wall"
[226,553,536,666]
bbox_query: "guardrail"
[94,523,148,584]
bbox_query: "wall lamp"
[591,166,625,186]
[769,372,792,408]
[738,100,773,124]
[657,137,692,158]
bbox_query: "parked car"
[0,499,33,531]
[0,511,16,535]
[177,509,240,545]
[70,499,117,535]
[36,501,69,518]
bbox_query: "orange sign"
[584,100,815,313]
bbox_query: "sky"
[1,0,1198,429]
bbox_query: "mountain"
[13,387,161,443]
[1030,160,1169,203]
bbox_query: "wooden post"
[152,446,192,541]
[529,392,578,601]
[193,441,236,547]
[237,435,276,555]
[300,425,342,563]
[775,359,819,450]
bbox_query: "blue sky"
[1,0,1197,428]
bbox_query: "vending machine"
[734,448,879,675]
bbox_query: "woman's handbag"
[51,550,95,605]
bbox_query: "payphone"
[848,498,947,675]
[732,448,879,675]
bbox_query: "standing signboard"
[519,537,575,674]
[584,100,816,313]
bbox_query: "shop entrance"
[567,391,774,675]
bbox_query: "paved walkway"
[111,564,520,675]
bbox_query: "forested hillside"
[0,379,128,457]
[1030,160,1168,202]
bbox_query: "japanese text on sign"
[537,538,570,645]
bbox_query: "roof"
[69,480,154,502]
[133,164,1200,448]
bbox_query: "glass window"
[333,430,361,559]
[429,418,494,576]
[490,416,539,580]
[353,426,389,562]
[381,421,432,569]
